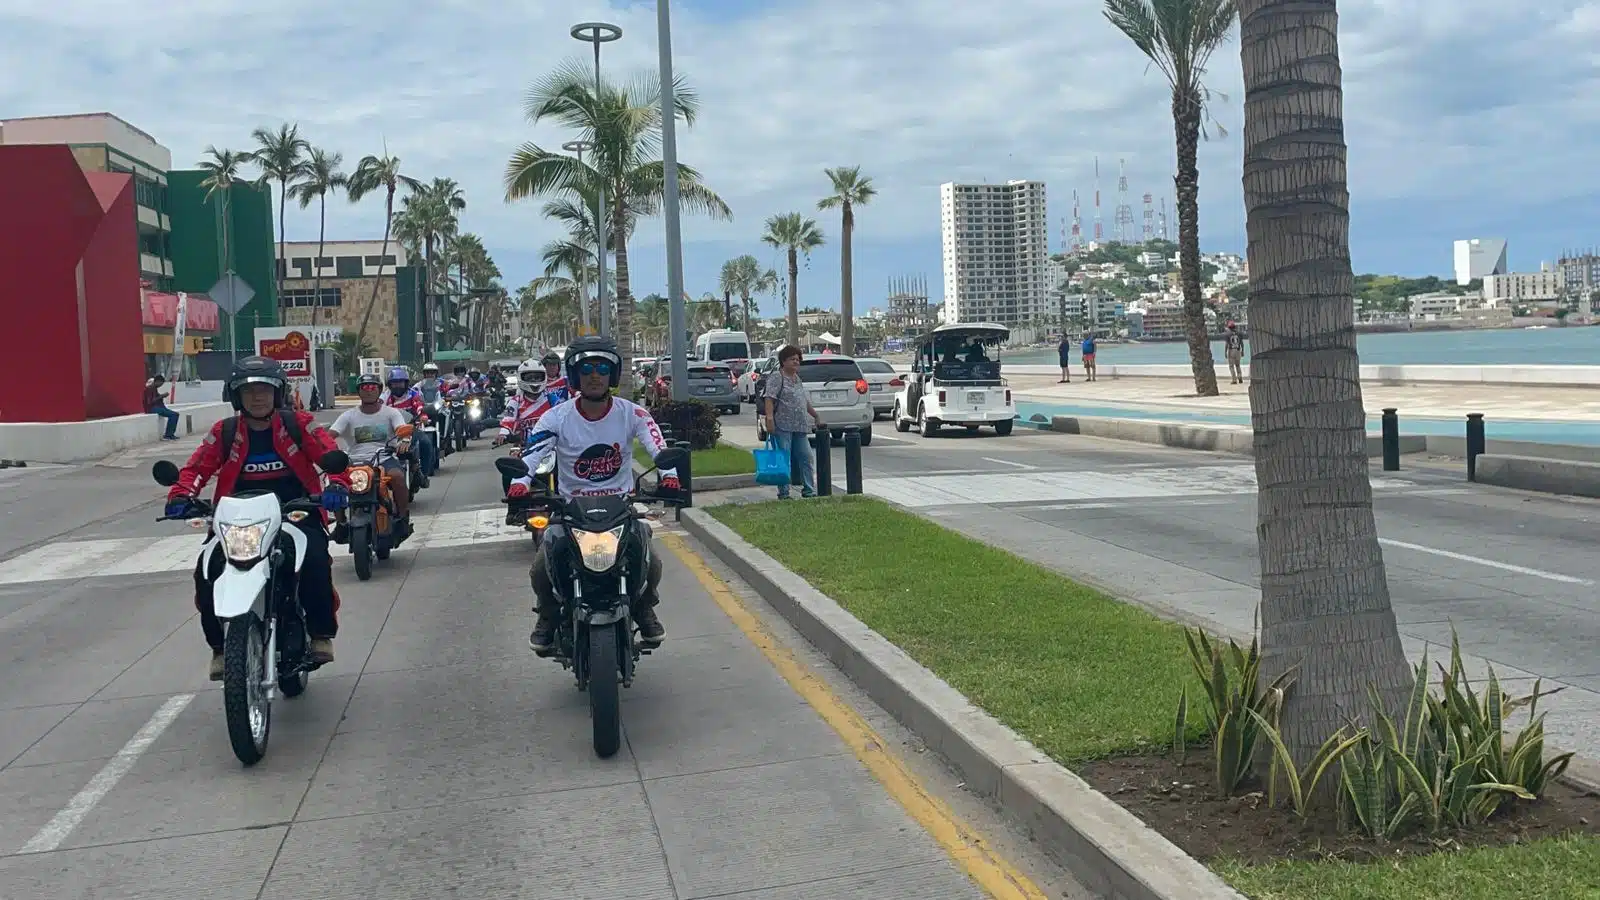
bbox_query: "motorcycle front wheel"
[222,612,271,766]
[587,622,623,758]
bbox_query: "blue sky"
[3,0,1598,316]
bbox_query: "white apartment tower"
[940,180,1049,328]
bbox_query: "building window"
[282,288,342,308]
[290,257,313,278]
[316,256,333,268]
[335,256,364,278]
[364,254,398,267]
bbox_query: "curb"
[631,459,757,493]
[680,507,1246,900]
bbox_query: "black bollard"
[843,427,864,495]
[1466,413,1485,482]
[814,425,833,496]
[1381,408,1400,471]
[674,440,693,516]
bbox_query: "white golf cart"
[892,323,1015,437]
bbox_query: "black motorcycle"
[495,448,688,758]
[447,397,470,452]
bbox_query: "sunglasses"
[578,361,613,376]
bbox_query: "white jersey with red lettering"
[512,396,673,499]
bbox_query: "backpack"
[220,409,305,459]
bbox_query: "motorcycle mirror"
[151,460,180,486]
[319,450,349,474]
[495,456,530,478]
[654,448,688,471]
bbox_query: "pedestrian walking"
[144,375,180,440]
[762,345,822,499]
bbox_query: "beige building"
[1482,269,1562,306]
[277,240,414,360]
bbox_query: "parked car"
[681,360,740,415]
[738,355,774,403]
[755,354,873,445]
[852,357,902,418]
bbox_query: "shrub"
[652,399,721,450]
[1174,625,1297,797]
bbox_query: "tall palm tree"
[346,152,419,356]
[196,147,250,350]
[288,147,347,325]
[719,255,778,336]
[817,166,876,355]
[761,213,825,347]
[1238,0,1410,771]
[250,124,309,319]
[393,179,465,354]
[504,58,732,389]
[1104,0,1236,397]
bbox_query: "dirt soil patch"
[1077,750,1600,865]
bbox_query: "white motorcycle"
[152,451,349,766]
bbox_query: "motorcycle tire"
[222,612,271,766]
[352,526,373,581]
[587,622,623,758]
[279,669,308,697]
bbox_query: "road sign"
[208,272,255,315]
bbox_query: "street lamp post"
[571,21,621,340]
[561,139,595,332]
[656,0,688,401]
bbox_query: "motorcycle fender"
[585,604,629,627]
[214,558,270,619]
[347,508,373,528]
[281,519,309,571]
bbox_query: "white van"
[693,329,752,363]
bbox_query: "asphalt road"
[0,421,1086,899]
[723,419,1600,757]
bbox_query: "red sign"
[259,330,312,375]
[141,292,220,332]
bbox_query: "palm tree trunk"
[1240,0,1411,776]
[353,187,394,356]
[1173,90,1220,397]
[840,211,854,355]
[219,189,235,351]
[276,179,288,323]
[312,196,327,325]
[786,251,800,347]
[612,200,635,393]
[424,240,436,356]
[741,292,753,335]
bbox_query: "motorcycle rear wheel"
[352,526,373,581]
[587,623,622,758]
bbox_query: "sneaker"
[504,508,522,527]
[528,612,559,653]
[308,638,334,664]
[634,606,666,643]
[208,651,224,681]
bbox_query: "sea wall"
[997,364,1600,387]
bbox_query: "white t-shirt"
[515,396,671,498]
[331,405,409,462]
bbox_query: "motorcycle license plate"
[967,391,985,405]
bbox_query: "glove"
[492,435,506,447]
[507,483,529,498]
[321,483,349,512]
[164,496,193,518]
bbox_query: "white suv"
[755,354,874,446]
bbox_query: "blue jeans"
[151,404,179,439]
[772,430,815,498]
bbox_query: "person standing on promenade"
[1224,321,1245,384]
[1081,331,1097,382]
[1057,334,1072,383]
[762,344,822,500]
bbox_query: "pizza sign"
[259,330,311,375]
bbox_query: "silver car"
[853,357,901,418]
[755,354,874,445]
[683,360,740,415]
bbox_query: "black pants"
[530,522,662,614]
[195,521,339,650]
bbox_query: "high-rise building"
[939,180,1049,328]
[1453,238,1507,285]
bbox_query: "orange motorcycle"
[336,424,413,581]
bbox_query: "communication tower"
[1142,193,1154,241]
[1093,158,1103,243]
[1113,159,1135,244]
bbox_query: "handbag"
[753,436,791,486]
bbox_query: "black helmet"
[564,335,622,388]
[540,350,562,366]
[453,364,467,375]
[356,373,383,390]
[226,355,288,413]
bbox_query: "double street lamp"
[571,21,621,339]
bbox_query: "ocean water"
[1007,326,1600,366]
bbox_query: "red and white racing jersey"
[513,396,674,498]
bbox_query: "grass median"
[634,442,754,477]
[708,495,1600,899]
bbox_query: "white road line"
[19,693,194,853]
[980,457,1036,470]
[1377,538,1592,585]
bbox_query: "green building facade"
[166,171,279,353]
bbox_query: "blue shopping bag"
[753,437,790,486]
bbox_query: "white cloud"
[2,0,1596,299]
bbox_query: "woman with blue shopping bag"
[759,345,822,499]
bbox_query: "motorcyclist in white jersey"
[507,335,677,652]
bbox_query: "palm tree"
[288,147,347,324]
[1103,0,1236,397]
[719,255,778,336]
[346,152,419,356]
[1238,0,1411,772]
[393,179,466,353]
[817,166,876,355]
[504,58,732,389]
[761,213,825,347]
[250,124,309,318]
[196,147,250,351]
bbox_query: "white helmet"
[516,358,546,397]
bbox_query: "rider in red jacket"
[165,356,350,681]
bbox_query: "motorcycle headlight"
[348,468,372,492]
[467,398,480,407]
[573,526,624,572]
[468,407,481,420]
[219,520,271,561]
[535,455,556,475]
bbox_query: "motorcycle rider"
[417,362,444,406]
[508,336,674,652]
[493,357,568,522]
[331,374,413,526]
[165,356,351,679]
[384,366,435,477]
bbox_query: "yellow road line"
[660,532,1049,900]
